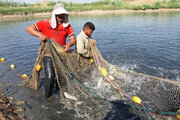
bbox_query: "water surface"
[0,12,180,120]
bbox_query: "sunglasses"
[57,15,65,19]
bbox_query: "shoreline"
[70,8,180,15]
[1,8,180,21]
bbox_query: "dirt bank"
[70,8,180,15]
[0,8,180,21]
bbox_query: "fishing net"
[24,39,180,120]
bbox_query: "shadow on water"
[105,100,141,120]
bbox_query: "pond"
[0,12,180,119]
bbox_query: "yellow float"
[22,74,28,78]
[36,64,42,72]
[10,64,15,69]
[133,96,142,104]
[176,110,180,120]
[1,58,5,62]
[100,67,108,77]
[90,58,94,63]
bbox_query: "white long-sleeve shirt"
[76,31,91,58]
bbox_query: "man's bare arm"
[63,34,76,52]
[26,24,47,41]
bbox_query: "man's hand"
[39,34,47,41]
[63,44,70,52]
[62,34,76,52]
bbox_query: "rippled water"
[0,12,180,119]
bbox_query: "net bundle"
[24,39,180,120]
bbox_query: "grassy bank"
[0,0,53,15]
[0,0,180,15]
[62,0,180,11]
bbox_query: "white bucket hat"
[50,3,69,29]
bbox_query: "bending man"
[26,3,76,99]
[76,22,95,58]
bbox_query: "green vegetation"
[0,0,53,14]
[0,0,180,15]
[0,7,53,14]
[0,0,28,7]
[125,0,180,10]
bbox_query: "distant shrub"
[169,0,179,3]
[111,0,123,6]
[142,4,151,10]
[47,2,56,7]
[153,2,161,9]
[131,5,142,10]
[0,0,29,7]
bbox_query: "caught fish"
[115,89,124,99]
[64,92,77,101]
[74,101,84,107]
[108,75,115,81]
[97,78,103,88]
[16,100,27,105]
[97,78,111,89]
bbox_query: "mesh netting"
[24,39,180,120]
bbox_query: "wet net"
[24,38,180,120]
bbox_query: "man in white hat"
[26,3,76,99]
